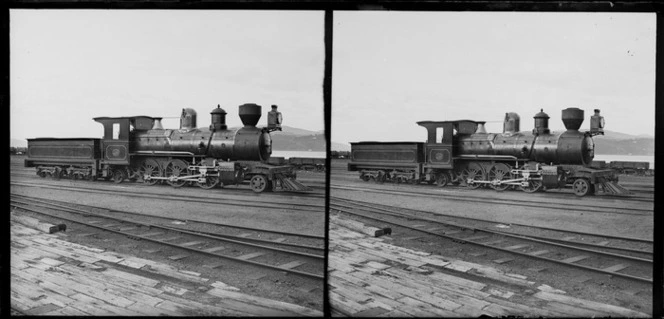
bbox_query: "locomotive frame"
[25,104,311,193]
[348,108,630,197]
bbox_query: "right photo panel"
[329,11,655,317]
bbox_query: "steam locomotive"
[348,108,630,196]
[25,103,311,193]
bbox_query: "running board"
[274,175,313,192]
[597,181,633,196]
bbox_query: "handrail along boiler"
[348,108,629,196]
[25,103,311,193]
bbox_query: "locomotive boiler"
[25,103,311,193]
[349,107,629,196]
[130,104,272,162]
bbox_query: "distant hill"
[11,138,27,148]
[594,134,654,156]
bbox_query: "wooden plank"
[202,246,226,253]
[426,271,486,291]
[602,264,629,273]
[24,303,62,315]
[395,296,459,317]
[503,244,529,250]
[143,262,210,283]
[332,216,391,237]
[180,241,205,247]
[561,255,589,263]
[329,290,366,316]
[353,307,391,317]
[42,306,91,316]
[529,250,550,256]
[534,291,648,318]
[278,260,306,269]
[168,254,189,261]
[11,213,65,234]
[463,235,489,241]
[207,288,323,316]
[210,281,241,291]
[156,236,181,242]
[156,292,253,316]
[493,257,514,264]
[596,241,610,246]
[237,252,265,260]
[68,293,140,316]
[142,231,165,237]
[55,264,166,306]
[481,239,506,245]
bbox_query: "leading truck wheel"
[250,175,272,193]
[572,178,591,197]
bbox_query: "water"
[272,150,326,159]
[594,154,655,170]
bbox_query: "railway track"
[329,196,653,284]
[11,194,325,281]
[330,183,653,216]
[11,181,325,212]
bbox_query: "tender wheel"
[165,159,189,188]
[361,174,370,182]
[38,171,47,178]
[140,159,162,186]
[460,162,485,189]
[375,171,386,184]
[52,168,63,180]
[436,172,449,187]
[520,179,543,193]
[488,163,511,191]
[111,168,126,184]
[250,175,271,193]
[197,172,220,189]
[572,178,591,197]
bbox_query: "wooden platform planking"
[10,222,322,317]
[328,217,650,318]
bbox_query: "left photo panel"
[9,10,326,316]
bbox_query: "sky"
[332,11,656,146]
[10,10,324,144]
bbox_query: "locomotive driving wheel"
[460,162,485,189]
[250,174,272,193]
[488,163,511,191]
[165,159,189,188]
[197,171,220,189]
[140,159,162,185]
[520,179,543,193]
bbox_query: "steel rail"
[331,196,653,244]
[170,227,325,251]
[11,181,324,212]
[11,193,324,240]
[330,206,652,284]
[330,184,653,215]
[330,202,651,263]
[11,203,324,280]
[10,199,324,260]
